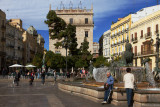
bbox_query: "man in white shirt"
[123,68,134,107]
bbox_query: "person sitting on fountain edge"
[123,68,135,107]
[102,72,114,104]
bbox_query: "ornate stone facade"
[5,21,23,66]
[49,5,94,56]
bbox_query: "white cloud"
[0,0,146,30]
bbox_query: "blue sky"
[0,0,159,50]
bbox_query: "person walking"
[102,72,114,104]
[54,71,57,82]
[14,70,20,86]
[123,68,135,107]
[41,70,45,85]
[29,70,34,85]
[2,68,6,78]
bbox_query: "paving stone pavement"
[0,79,123,107]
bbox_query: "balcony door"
[142,41,153,55]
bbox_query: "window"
[122,45,124,51]
[69,18,73,24]
[115,30,117,34]
[135,32,137,40]
[135,46,137,56]
[94,50,96,53]
[2,32,4,37]
[122,25,124,30]
[114,47,116,53]
[2,20,4,26]
[119,46,121,53]
[85,18,88,24]
[106,39,107,45]
[126,24,128,29]
[135,58,137,66]
[147,27,151,35]
[85,31,88,37]
[156,24,159,33]
[112,48,114,54]
[141,30,143,38]
[55,51,60,54]
[105,49,107,56]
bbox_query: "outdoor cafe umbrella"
[25,64,36,68]
[9,64,24,68]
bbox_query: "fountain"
[57,40,160,107]
[93,68,109,82]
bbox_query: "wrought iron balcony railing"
[1,37,6,42]
[131,38,138,43]
[145,32,152,39]
[1,25,6,30]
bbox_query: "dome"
[37,34,45,43]
[27,26,38,36]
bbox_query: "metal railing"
[131,38,138,43]
[145,32,152,39]
[135,50,155,57]
[1,37,6,42]
[155,30,159,35]
[1,25,6,30]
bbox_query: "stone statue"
[122,41,134,66]
[89,61,94,74]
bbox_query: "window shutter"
[141,30,143,37]
[156,24,158,32]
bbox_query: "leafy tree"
[32,53,43,68]
[45,51,65,70]
[93,56,110,68]
[75,38,92,68]
[44,10,78,56]
[45,51,55,67]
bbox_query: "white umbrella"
[25,64,36,68]
[9,64,24,67]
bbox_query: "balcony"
[8,33,14,38]
[0,51,6,56]
[6,44,14,48]
[124,28,129,33]
[1,25,6,30]
[1,37,6,42]
[145,32,152,39]
[131,38,138,43]
[141,50,154,55]
[140,35,144,39]
[135,50,155,57]
[121,40,124,43]
[121,30,124,34]
[155,30,159,35]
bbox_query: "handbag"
[104,83,110,90]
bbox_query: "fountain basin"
[134,88,160,107]
[58,81,105,102]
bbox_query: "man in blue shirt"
[102,72,114,104]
